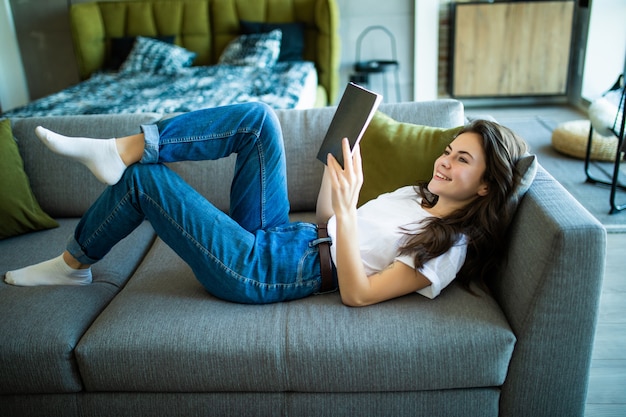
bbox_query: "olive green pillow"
[358,111,463,206]
[0,119,58,239]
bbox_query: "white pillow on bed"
[218,29,282,68]
[119,36,196,75]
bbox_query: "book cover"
[316,82,383,167]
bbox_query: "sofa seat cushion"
[76,238,515,393]
[0,219,156,394]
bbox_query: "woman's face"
[428,132,489,210]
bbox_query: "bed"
[3,0,339,117]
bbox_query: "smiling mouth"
[435,172,451,181]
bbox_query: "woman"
[4,102,527,306]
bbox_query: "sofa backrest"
[10,100,465,218]
[69,0,340,103]
[11,114,163,218]
[275,100,466,212]
[167,100,466,213]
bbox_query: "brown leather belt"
[317,223,335,292]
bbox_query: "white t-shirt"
[326,186,467,299]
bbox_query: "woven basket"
[551,119,617,161]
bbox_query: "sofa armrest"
[494,166,606,417]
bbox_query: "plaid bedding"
[4,62,316,117]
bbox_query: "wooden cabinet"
[450,1,575,97]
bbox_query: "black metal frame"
[584,75,626,214]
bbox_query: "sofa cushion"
[75,237,515,393]
[0,119,58,239]
[11,113,162,218]
[358,111,463,206]
[0,219,156,394]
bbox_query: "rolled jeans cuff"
[140,124,160,164]
[66,235,99,265]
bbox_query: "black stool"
[350,26,401,103]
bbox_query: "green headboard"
[70,0,340,104]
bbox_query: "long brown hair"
[400,119,528,292]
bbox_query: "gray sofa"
[0,100,606,417]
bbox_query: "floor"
[465,103,626,417]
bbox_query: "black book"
[316,82,383,167]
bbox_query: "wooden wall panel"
[451,1,574,97]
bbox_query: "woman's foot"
[35,126,127,185]
[4,255,92,286]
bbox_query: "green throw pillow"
[358,111,463,206]
[0,119,58,239]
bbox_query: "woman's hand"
[326,138,432,307]
[326,138,363,218]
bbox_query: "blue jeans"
[67,102,326,304]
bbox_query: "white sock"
[4,255,92,286]
[35,126,127,185]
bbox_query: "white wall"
[335,0,414,104]
[413,0,439,101]
[0,0,29,112]
[581,0,626,100]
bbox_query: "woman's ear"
[478,183,489,197]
